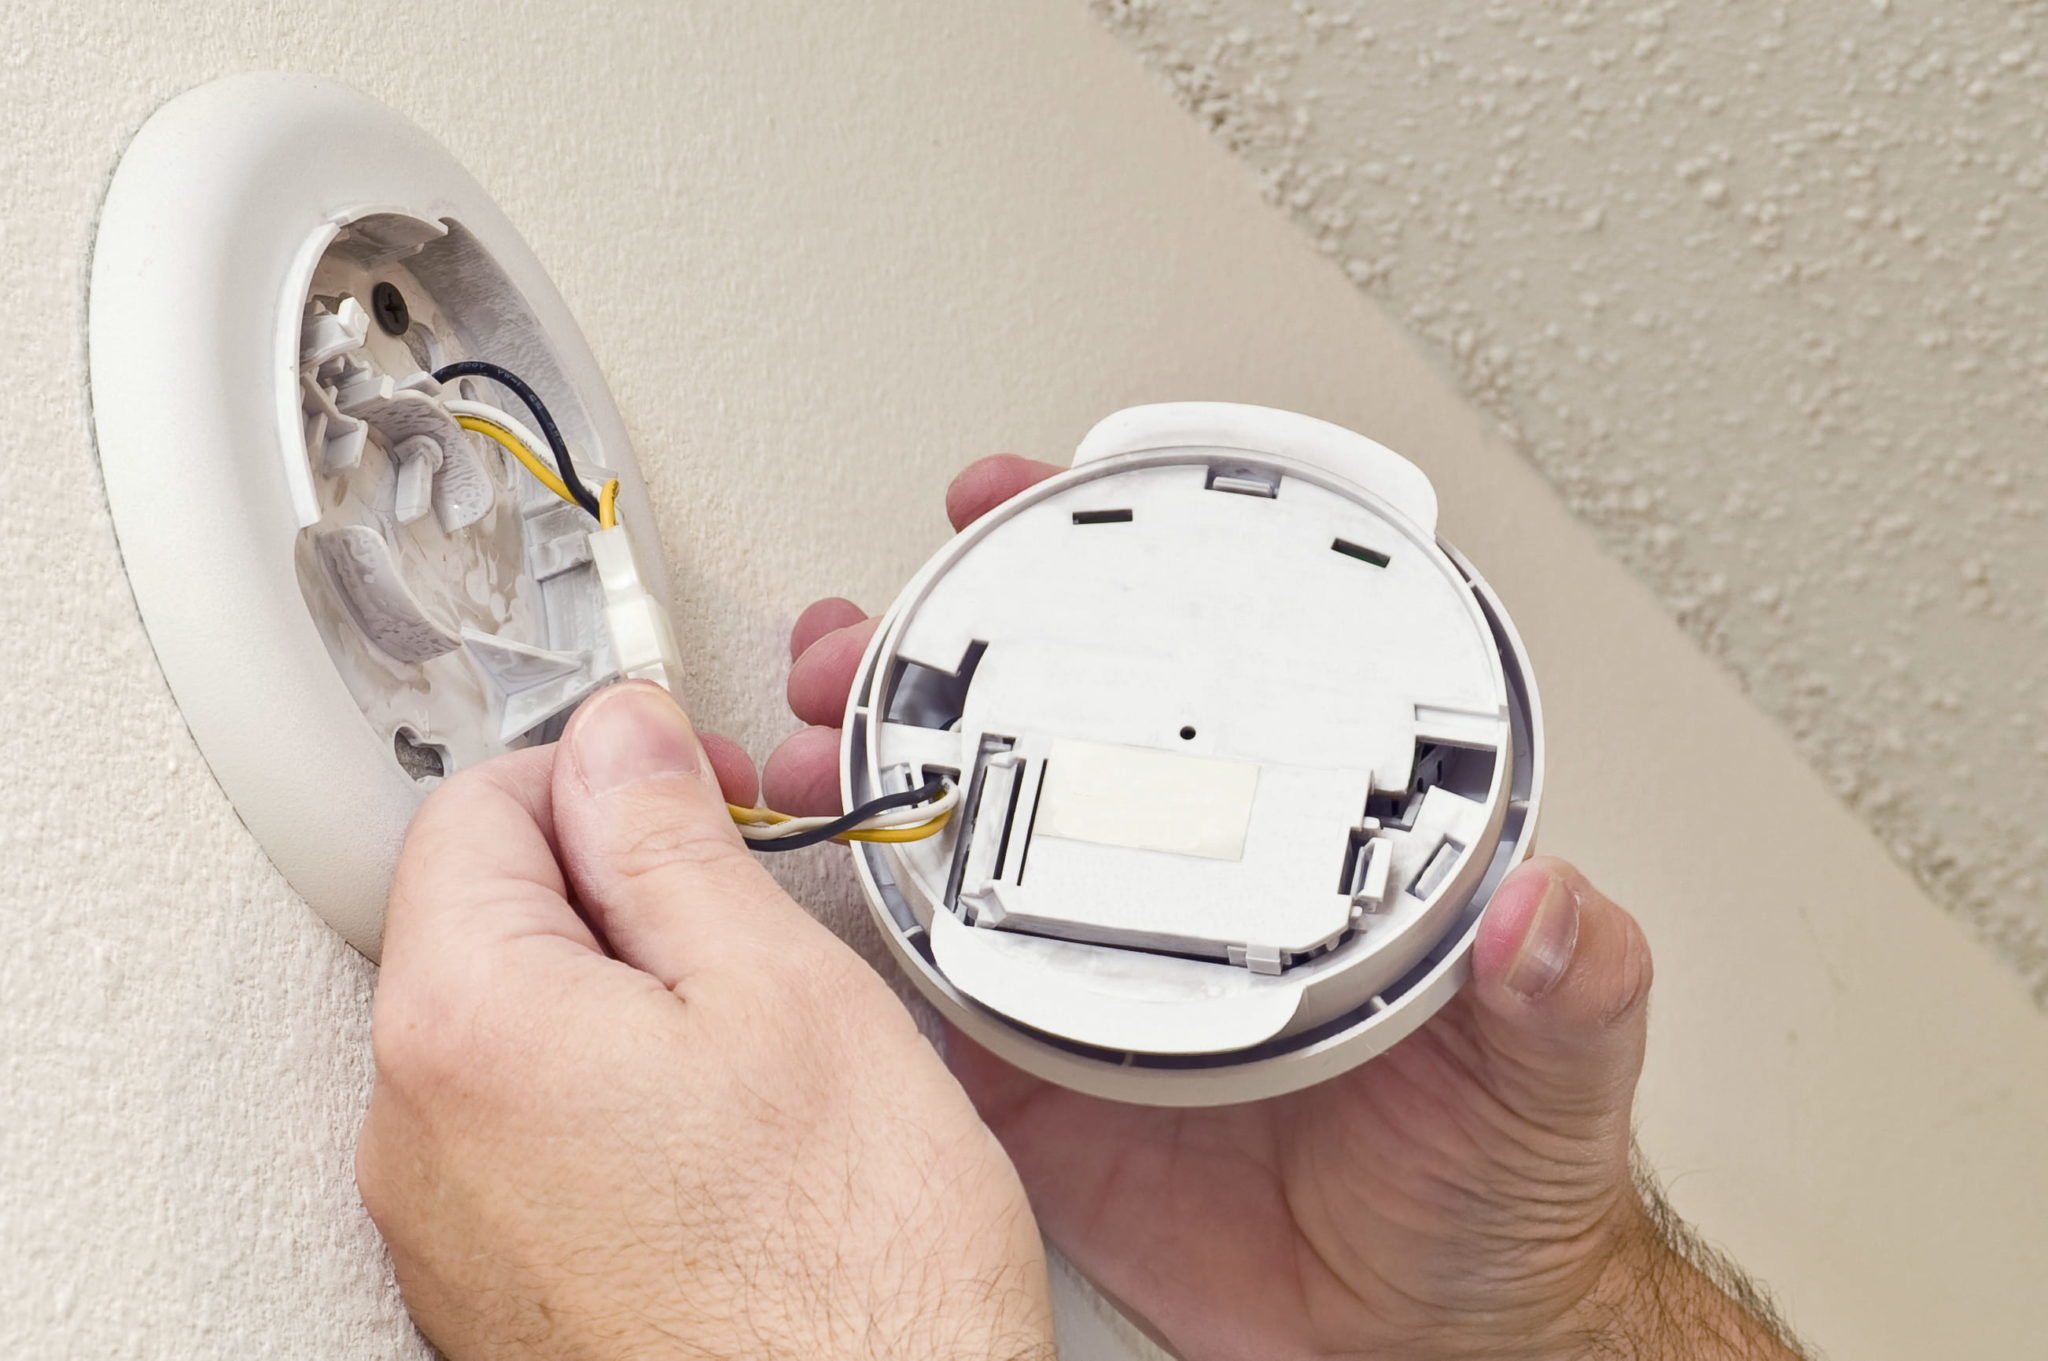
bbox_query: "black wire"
[748,776,950,853]
[433,360,603,517]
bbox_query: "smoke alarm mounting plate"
[90,74,673,957]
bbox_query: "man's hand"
[765,455,1808,1361]
[357,683,1056,1361]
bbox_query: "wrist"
[1556,1192,1805,1361]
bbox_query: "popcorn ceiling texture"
[1093,0,2048,999]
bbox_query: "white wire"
[734,782,959,842]
[734,784,958,840]
[443,398,559,479]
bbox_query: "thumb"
[550,681,803,987]
[1468,856,1654,1132]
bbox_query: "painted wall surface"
[1095,0,2048,1002]
[2,3,2045,1359]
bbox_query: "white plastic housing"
[844,404,1543,1107]
[90,75,672,956]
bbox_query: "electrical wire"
[443,398,555,478]
[442,360,936,851]
[454,414,578,509]
[735,776,954,852]
[433,360,602,516]
[740,787,960,834]
[733,785,953,849]
[843,812,953,844]
[733,782,959,840]
[447,398,620,529]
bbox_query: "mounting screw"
[370,281,410,336]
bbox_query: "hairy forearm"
[1565,1171,1808,1361]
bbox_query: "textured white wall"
[4,2,2046,1359]
[1094,0,2048,1001]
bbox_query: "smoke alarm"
[842,404,1542,1107]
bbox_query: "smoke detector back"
[90,75,672,956]
[844,404,1543,1106]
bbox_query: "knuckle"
[1605,916,1656,1027]
[388,765,514,892]
[782,938,915,1042]
[352,1112,399,1225]
[605,805,756,886]
[367,985,453,1088]
[776,935,873,1005]
[407,759,507,837]
[1536,857,1657,1031]
[367,961,517,1098]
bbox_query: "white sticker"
[1033,738,1259,861]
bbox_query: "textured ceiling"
[1093,0,2048,1001]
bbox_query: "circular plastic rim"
[88,74,665,957]
[841,442,1544,1107]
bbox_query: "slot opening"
[1332,537,1391,568]
[1205,463,1281,498]
[393,727,447,781]
[883,640,987,730]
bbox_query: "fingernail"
[1506,872,1580,999]
[571,683,703,795]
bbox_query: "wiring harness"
[439,357,952,850]
[731,776,956,851]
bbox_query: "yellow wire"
[456,414,577,509]
[846,810,953,843]
[726,804,954,844]
[469,413,897,845]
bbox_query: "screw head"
[370,281,410,336]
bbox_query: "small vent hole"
[1332,537,1391,568]
[1179,725,1197,741]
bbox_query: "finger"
[789,597,866,660]
[787,617,878,727]
[761,724,844,816]
[381,744,602,974]
[942,1026,1054,1128]
[945,455,1063,531]
[700,731,759,807]
[1470,856,1654,1128]
[549,681,805,988]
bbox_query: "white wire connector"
[589,525,683,693]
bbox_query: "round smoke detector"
[844,404,1543,1107]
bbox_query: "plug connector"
[589,525,683,693]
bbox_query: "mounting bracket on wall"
[89,74,675,957]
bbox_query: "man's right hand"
[765,454,1809,1361]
